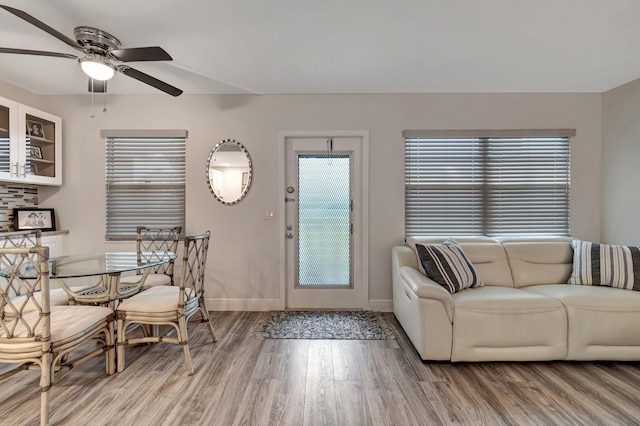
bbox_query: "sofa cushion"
[502,241,573,288]
[415,241,483,293]
[407,237,513,287]
[568,240,640,290]
[524,284,640,360]
[451,286,567,361]
[407,236,495,272]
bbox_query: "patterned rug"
[256,310,396,340]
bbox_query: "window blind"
[105,136,186,241]
[405,133,571,238]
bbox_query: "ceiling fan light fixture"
[80,54,115,81]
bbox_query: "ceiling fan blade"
[118,65,183,97]
[0,47,77,59]
[0,5,80,51]
[109,46,173,62]
[88,78,107,93]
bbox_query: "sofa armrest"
[400,266,454,313]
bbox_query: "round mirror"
[206,139,252,205]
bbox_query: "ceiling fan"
[0,5,183,96]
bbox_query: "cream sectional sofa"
[392,236,640,362]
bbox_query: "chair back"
[0,229,42,249]
[0,231,43,299]
[136,226,182,279]
[0,246,50,348]
[178,232,210,304]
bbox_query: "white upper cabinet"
[0,96,19,182]
[0,96,62,186]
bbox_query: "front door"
[284,135,365,309]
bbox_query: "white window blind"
[104,132,186,241]
[404,130,573,238]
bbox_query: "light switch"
[265,209,276,220]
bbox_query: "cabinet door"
[41,234,63,258]
[18,105,62,186]
[0,96,21,183]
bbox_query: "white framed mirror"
[206,139,252,205]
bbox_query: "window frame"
[102,129,187,241]
[404,129,575,238]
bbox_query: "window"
[404,129,574,238]
[103,130,187,241]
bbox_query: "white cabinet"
[41,234,64,258]
[0,96,18,182]
[0,96,62,186]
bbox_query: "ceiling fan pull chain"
[103,92,107,113]
[90,78,95,118]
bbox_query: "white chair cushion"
[120,273,171,289]
[117,286,191,314]
[0,305,113,353]
[49,305,113,345]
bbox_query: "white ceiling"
[1,0,640,96]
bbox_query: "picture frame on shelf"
[26,120,45,139]
[13,208,56,232]
[29,146,43,159]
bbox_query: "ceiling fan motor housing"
[74,26,121,53]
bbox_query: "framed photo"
[26,120,45,139]
[13,208,56,232]
[29,146,43,159]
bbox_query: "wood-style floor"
[1,311,640,425]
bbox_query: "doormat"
[256,310,396,340]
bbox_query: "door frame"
[278,130,370,310]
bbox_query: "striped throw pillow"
[415,240,484,293]
[568,240,640,290]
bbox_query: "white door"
[284,134,366,309]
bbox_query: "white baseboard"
[205,298,283,312]
[367,299,394,312]
[205,298,393,312]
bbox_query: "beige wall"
[0,81,603,309]
[602,77,640,244]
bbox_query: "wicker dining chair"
[0,246,115,426]
[0,229,42,249]
[116,231,216,375]
[119,226,182,292]
[0,230,73,310]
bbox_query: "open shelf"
[29,157,55,164]
[27,135,55,145]
[0,96,62,185]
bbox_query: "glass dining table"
[50,251,176,307]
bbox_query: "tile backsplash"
[0,184,38,231]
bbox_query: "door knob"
[286,233,294,239]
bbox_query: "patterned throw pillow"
[568,240,640,290]
[415,240,484,294]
